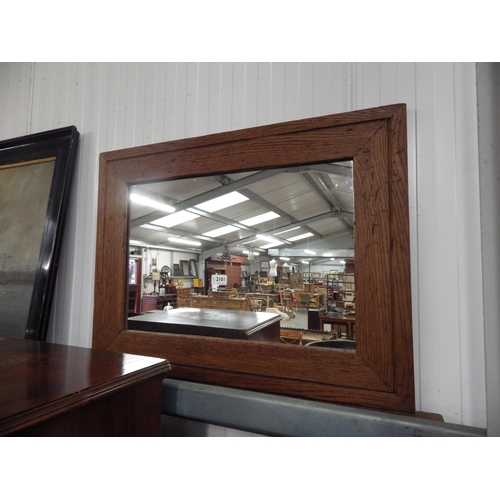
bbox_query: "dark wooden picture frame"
[0,127,79,341]
[93,104,414,413]
[188,259,198,277]
[179,260,189,276]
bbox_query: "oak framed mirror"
[93,104,414,413]
[0,126,79,342]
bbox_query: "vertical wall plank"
[477,62,500,436]
[453,63,486,426]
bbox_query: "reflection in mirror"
[127,161,356,349]
[0,160,55,338]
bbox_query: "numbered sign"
[211,274,227,291]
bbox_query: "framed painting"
[0,127,79,341]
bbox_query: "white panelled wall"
[0,62,493,431]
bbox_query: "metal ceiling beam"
[201,212,346,260]
[299,171,353,233]
[141,224,221,244]
[216,174,322,239]
[130,169,282,228]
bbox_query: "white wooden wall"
[0,62,488,430]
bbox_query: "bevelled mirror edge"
[92,104,414,413]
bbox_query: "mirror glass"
[127,161,357,349]
[0,159,55,338]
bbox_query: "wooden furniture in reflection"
[142,294,177,311]
[280,330,303,345]
[189,295,250,311]
[0,338,170,436]
[252,293,277,308]
[246,294,264,312]
[128,284,140,315]
[128,309,281,342]
[319,313,356,340]
[280,291,295,318]
[176,287,192,307]
[298,293,312,311]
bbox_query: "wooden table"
[190,295,249,311]
[0,338,170,436]
[319,313,356,340]
[128,308,281,342]
[252,293,278,308]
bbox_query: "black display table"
[128,308,281,342]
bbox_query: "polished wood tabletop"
[0,338,170,436]
[128,308,281,341]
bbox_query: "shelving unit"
[325,272,355,311]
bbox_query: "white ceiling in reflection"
[129,162,355,263]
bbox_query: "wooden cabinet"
[190,295,250,311]
[128,284,139,315]
[0,338,170,436]
[142,294,177,311]
[176,287,192,307]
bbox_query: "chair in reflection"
[280,291,295,318]
[298,293,312,311]
[246,294,265,312]
[317,288,327,308]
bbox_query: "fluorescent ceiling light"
[202,212,280,239]
[280,257,290,261]
[240,211,280,226]
[304,249,316,255]
[130,193,175,213]
[151,210,199,228]
[287,232,314,242]
[323,253,332,257]
[301,260,310,264]
[330,258,336,261]
[259,241,285,249]
[195,191,248,212]
[168,237,201,246]
[256,234,281,243]
[243,250,260,256]
[129,240,190,252]
[203,225,239,238]
[273,226,300,235]
[140,224,166,231]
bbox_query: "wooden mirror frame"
[0,126,79,341]
[93,104,414,413]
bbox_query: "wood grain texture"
[93,104,415,413]
[0,338,170,436]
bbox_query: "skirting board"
[161,380,485,437]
